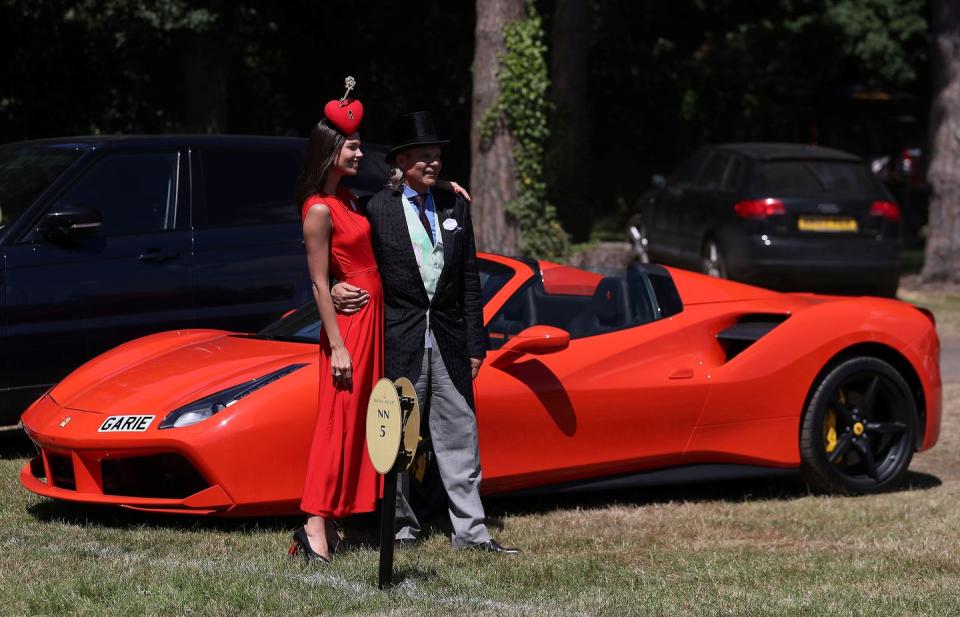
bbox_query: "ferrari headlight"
[158,363,307,429]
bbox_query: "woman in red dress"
[291,83,381,563]
[290,81,471,563]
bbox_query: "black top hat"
[386,111,451,161]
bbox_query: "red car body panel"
[19,253,941,516]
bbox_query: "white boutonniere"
[442,218,461,232]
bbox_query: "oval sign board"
[366,378,403,474]
[394,377,420,469]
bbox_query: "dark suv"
[0,135,388,425]
[628,143,901,296]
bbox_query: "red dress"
[300,187,383,518]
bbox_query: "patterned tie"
[412,193,434,244]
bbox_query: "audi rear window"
[757,160,884,198]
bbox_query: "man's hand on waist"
[331,282,369,314]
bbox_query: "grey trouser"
[395,333,491,547]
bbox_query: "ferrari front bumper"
[19,461,233,515]
[19,395,236,515]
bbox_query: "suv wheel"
[701,238,727,278]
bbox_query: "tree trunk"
[922,0,960,283]
[470,0,525,254]
[180,33,229,133]
[549,0,591,242]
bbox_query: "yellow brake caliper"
[825,390,845,459]
[825,409,838,453]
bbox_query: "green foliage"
[587,0,929,228]
[663,0,928,134]
[826,0,927,87]
[65,0,219,34]
[482,0,568,260]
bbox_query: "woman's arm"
[438,179,472,202]
[303,203,352,389]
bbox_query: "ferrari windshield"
[253,258,516,343]
[0,145,84,240]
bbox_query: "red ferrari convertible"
[19,254,941,516]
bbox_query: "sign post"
[365,377,420,590]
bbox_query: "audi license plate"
[797,216,858,233]
[98,415,155,432]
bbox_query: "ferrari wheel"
[800,357,916,494]
[701,238,727,278]
[627,215,651,263]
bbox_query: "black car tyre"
[800,357,916,494]
[627,215,650,263]
[701,238,727,278]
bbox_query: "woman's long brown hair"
[295,118,345,210]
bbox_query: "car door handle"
[669,368,694,379]
[138,248,180,262]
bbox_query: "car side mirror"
[492,326,570,367]
[39,204,102,241]
[651,174,666,189]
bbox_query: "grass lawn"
[2,293,959,615]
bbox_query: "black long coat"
[364,187,487,406]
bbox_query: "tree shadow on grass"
[482,469,943,525]
[25,499,307,533]
[22,466,942,537]
[26,498,398,551]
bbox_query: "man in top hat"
[333,111,518,554]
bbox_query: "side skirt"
[496,464,799,497]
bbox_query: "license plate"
[797,216,858,233]
[98,415,155,432]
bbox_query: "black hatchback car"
[0,135,388,426]
[627,143,901,297]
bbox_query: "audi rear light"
[870,200,901,222]
[734,198,786,219]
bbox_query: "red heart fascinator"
[324,76,364,135]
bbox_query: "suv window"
[758,160,883,197]
[0,146,83,239]
[671,150,708,187]
[56,152,178,236]
[696,152,730,189]
[199,149,301,227]
[722,156,744,191]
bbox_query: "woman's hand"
[330,345,353,390]
[447,181,472,202]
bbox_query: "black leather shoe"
[463,539,521,555]
[289,527,331,564]
[394,537,419,550]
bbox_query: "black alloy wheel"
[701,238,727,278]
[627,215,651,263]
[800,357,917,494]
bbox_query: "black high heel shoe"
[288,527,331,564]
